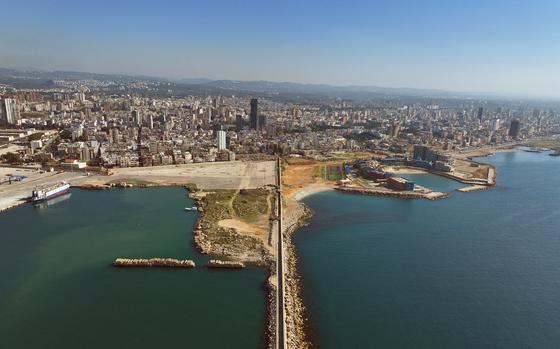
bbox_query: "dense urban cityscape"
[2,71,559,171]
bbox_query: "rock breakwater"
[207,259,245,268]
[112,258,195,268]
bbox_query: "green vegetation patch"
[232,188,270,222]
[199,190,236,240]
[326,164,343,181]
[202,190,236,223]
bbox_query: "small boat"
[184,206,198,211]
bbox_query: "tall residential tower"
[250,98,258,130]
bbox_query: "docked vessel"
[32,182,71,202]
[184,206,199,211]
[35,193,71,209]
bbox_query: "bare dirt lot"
[77,160,276,190]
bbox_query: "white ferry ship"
[32,182,71,202]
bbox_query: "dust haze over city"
[1,1,560,349]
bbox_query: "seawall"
[336,186,449,200]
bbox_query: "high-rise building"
[477,107,484,121]
[509,119,521,138]
[111,128,120,144]
[0,98,20,125]
[132,110,142,126]
[390,123,400,138]
[217,130,227,151]
[259,114,266,130]
[491,118,500,132]
[250,98,258,130]
[236,115,244,132]
[148,115,154,129]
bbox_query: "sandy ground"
[76,160,276,190]
[219,218,265,235]
[282,158,337,199]
[292,183,334,200]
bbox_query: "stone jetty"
[112,258,195,268]
[207,259,245,268]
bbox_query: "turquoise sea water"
[0,187,267,349]
[295,151,560,348]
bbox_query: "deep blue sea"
[295,151,560,348]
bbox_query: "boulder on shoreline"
[207,259,245,268]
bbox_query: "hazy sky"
[1,0,559,97]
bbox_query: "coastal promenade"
[276,157,287,349]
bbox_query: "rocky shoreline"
[265,267,278,349]
[188,190,273,265]
[76,182,162,190]
[283,199,314,348]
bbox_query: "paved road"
[276,157,287,349]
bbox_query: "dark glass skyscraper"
[250,98,258,130]
[236,115,244,132]
[509,119,521,138]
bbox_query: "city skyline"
[1,0,559,98]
